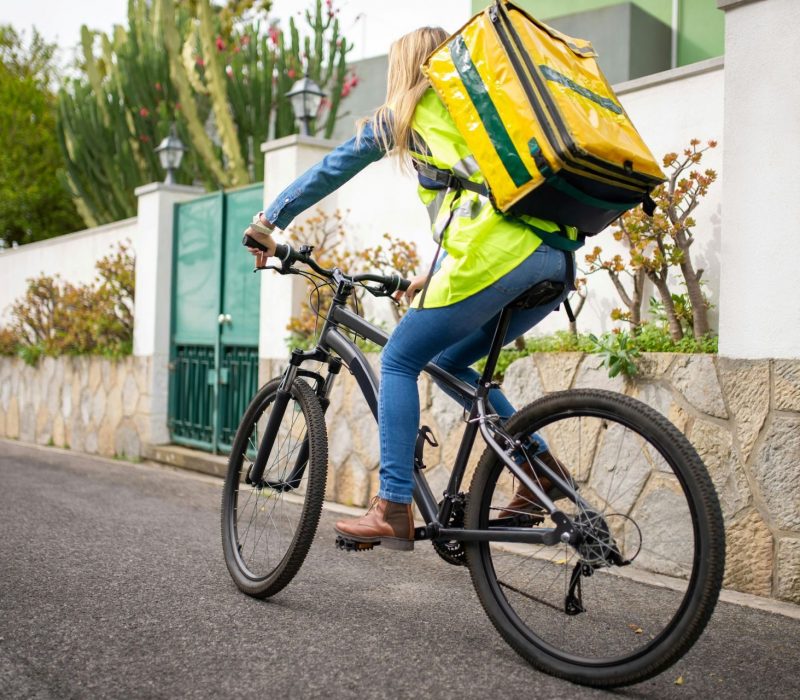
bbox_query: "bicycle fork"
[246,365,297,487]
[247,351,341,490]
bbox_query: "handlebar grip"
[242,233,270,253]
[242,234,292,263]
[397,277,411,292]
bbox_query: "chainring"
[432,495,468,566]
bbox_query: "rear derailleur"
[564,510,629,615]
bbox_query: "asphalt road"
[1,440,799,699]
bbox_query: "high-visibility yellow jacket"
[409,88,576,309]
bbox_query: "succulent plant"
[57,0,355,224]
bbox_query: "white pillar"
[133,182,204,444]
[258,135,337,362]
[717,0,800,358]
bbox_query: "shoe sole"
[334,529,414,552]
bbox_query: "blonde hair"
[357,26,449,163]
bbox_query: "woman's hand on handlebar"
[244,213,277,265]
[394,273,427,304]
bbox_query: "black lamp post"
[285,76,326,136]
[155,123,187,185]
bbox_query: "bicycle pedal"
[335,535,376,552]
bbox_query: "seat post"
[479,306,514,388]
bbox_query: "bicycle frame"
[251,274,580,547]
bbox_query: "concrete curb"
[141,442,228,479]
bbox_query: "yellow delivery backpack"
[421,0,666,234]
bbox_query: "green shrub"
[525,331,597,353]
[589,330,641,378]
[634,322,718,353]
[0,326,19,355]
[474,323,716,381]
[0,241,134,364]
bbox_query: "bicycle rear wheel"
[465,389,724,688]
[221,377,327,598]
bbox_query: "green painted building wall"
[470,0,724,67]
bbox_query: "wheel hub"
[573,510,623,567]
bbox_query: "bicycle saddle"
[508,280,566,309]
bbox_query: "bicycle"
[221,238,725,688]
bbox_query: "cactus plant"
[196,0,249,185]
[57,0,356,224]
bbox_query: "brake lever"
[253,264,282,273]
[360,283,392,298]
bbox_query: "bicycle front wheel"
[221,377,327,598]
[465,389,724,688]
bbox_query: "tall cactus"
[161,0,229,185]
[57,0,356,225]
[301,0,352,138]
[58,0,203,222]
[196,0,249,185]
[225,25,275,181]
[184,0,353,180]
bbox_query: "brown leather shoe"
[334,497,414,551]
[499,450,572,519]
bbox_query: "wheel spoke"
[221,378,328,598]
[468,390,723,685]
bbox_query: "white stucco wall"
[533,58,725,337]
[717,0,800,359]
[260,137,352,359]
[0,218,139,324]
[260,59,726,345]
[334,155,437,330]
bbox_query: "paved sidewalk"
[1,441,799,699]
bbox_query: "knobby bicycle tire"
[465,389,725,688]
[221,377,328,598]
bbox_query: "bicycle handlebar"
[243,234,411,296]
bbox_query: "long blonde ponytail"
[357,26,449,164]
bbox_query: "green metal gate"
[168,184,263,452]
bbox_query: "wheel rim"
[478,406,702,667]
[228,389,312,582]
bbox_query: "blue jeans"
[377,243,571,504]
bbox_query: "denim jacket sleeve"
[263,119,387,229]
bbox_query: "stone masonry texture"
[0,356,152,460]
[321,352,800,605]
[2,352,799,605]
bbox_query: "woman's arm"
[263,119,387,229]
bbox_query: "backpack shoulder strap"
[412,160,489,197]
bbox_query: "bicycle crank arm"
[414,526,432,541]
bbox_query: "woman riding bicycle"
[245,26,575,551]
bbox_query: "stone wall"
[0,356,151,459]
[324,352,800,605]
[4,352,798,604]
